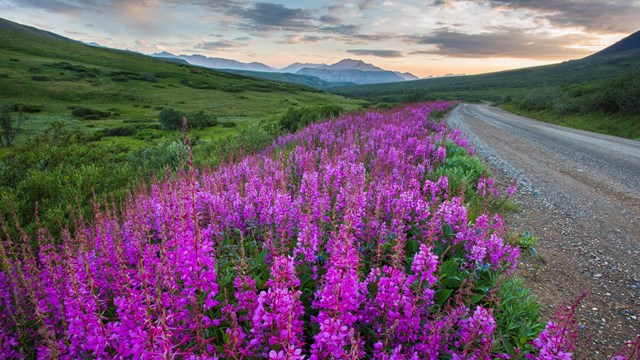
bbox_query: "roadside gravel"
[447,103,640,359]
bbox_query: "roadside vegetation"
[497,70,640,139]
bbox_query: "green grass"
[0,17,366,238]
[500,103,640,139]
[0,18,364,142]
[495,277,543,356]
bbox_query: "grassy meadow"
[0,19,365,235]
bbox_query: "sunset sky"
[1,0,639,77]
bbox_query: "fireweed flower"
[3,101,594,359]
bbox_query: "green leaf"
[471,293,484,304]
[435,288,454,306]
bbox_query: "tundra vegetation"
[2,102,639,358]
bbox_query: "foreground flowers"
[0,102,608,358]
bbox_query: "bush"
[110,75,129,82]
[128,140,187,170]
[31,75,50,81]
[279,104,344,132]
[103,126,137,137]
[159,109,217,130]
[71,107,111,120]
[158,108,185,130]
[188,110,217,129]
[134,129,161,141]
[14,104,44,113]
[1,104,25,147]
[140,73,157,83]
[220,121,237,128]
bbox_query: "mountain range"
[151,52,418,85]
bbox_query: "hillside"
[0,17,365,237]
[0,17,363,140]
[588,29,640,58]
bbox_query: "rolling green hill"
[0,17,363,142]
[0,17,365,237]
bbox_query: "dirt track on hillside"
[447,103,640,359]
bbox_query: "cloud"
[485,0,640,33]
[358,0,375,11]
[408,50,435,55]
[277,34,333,44]
[8,0,83,12]
[347,49,403,57]
[409,27,594,59]
[194,38,251,50]
[345,33,391,44]
[319,15,342,25]
[235,2,312,30]
[319,24,361,35]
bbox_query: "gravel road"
[447,103,640,358]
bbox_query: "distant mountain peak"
[152,51,176,57]
[325,59,384,71]
[589,30,640,58]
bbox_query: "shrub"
[0,104,25,146]
[140,73,157,83]
[134,129,161,141]
[71,107,111,120]
[31,75,50,81]
[103,126,137,137]
[158,108,185,130]
[110,75,129,82]
[220,121,237,128]
[128,140,187,170]
[188,110,217,129]
[14,104,44,113]
[279,104,344,132]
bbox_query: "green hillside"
[0,17,364,237]
[0,17,363,141]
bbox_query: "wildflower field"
[1,102,637,359]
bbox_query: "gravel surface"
[447,103,640,359]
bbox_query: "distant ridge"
[279,62,326,73]
[152,52,275,72]
[0,17,76,43]
[589,30,640,58]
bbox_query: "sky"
[1,0,639,77]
